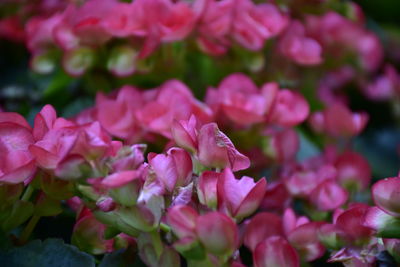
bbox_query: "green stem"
[21,185,35,201]
[19,215,40,244]
[150,230,163,258]
[160,222,171,233]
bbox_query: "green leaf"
[1,200,34,232]
[0,239,95,267]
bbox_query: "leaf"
[99,249,145,267]
[0,238,95,267]
[1,200,34,232]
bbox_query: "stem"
[150,230,163,258]
[19,215,40,244]
[160,222,171,233]
[21,185,35,201]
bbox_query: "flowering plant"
[0,0,400,266]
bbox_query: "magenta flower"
[197,123,250,171]
[268,89,310,127]
[279,21,322,65]
[197,170,219,209]
[371,176,400,217]
[195,211,238,256]
[217,168,266,219]
[253,236,300,267]
[148,147,193,192]
[0,119,36,184]
[244,212,284,251]
[206,73,277,126]
[95,86,144,142]
[171,115,198,153]
[309,180,348,211]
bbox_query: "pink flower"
[287,222,326,261]
[244,212,284,251]
[232,0,288,51]
[263,128,299,163]
[72,208,113,254]
[101,2,146,38]
[335,204,374,244]
[268,89,310,127]
[197,123,250,171]
[309,103,368,137]
[196,211,238,256]
[171,115,198,153]
[206,74,277,126]
[217,168,266,219]
[136,80,212,138]
[95,86,144,142]
[371,176,400,217]
[0,120,36,184]
[167,205,198,240]
[253,236,300,267]
[196,0,233,55]
[365,65,400,100]
[309,180,348,211]
[148,147,193,192]
[279,21,322,65]
[197,171,219,209]
[334,150,371,190]
[306,12,383,72]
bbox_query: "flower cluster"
[0,0,381,78]
[0,0,399,266]
[1,70,398,266]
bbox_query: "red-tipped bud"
[253,236,300,267]
[197,123,250,172]
[217,168,266,220]
[196,212,238,256]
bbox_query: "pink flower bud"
[253,236,300,267]
[198,123,250,171]
[171,115,198,153]
[335,151,371,190]
[217,168,266,219]
[364,207,400,238]
[269,89,310,127]
[207,74,277,126]
[107,45,137,77]
[263,128,299,163]
[101,170,144,206]
[372,176,400,217]
[96,196,116,212]
[55,155,90,180]
[318,223,347,250]
[323,103,369,137]
[149,147,193,192]
[196,212,238,256]
[244,212,284,251]
[309,180,348,211]
[279,21,322,65]
[335,204,373,244]
[0,121,36,184]
[72,210,113,254]
[33,104,57,141]
[167,205,199,240]
[62,47,95,77]
[96,85,143,141]
[287,222,325,262]
[197,171,219,209]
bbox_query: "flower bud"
[253,236,300,267]
[196,212,238,256]
[107,45,137,77]
[62,47,95,77]
[372,176,400,217]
